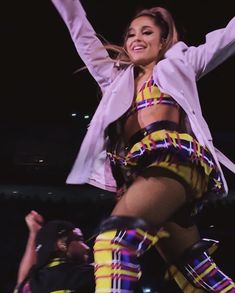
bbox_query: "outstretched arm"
[16,210,44,286]
[185,16,235,79]
[50,0,118,91]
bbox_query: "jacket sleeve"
[184,16,235,79]
[50,0,117,91]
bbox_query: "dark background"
[0,1,235,292]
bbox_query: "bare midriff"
[123,104,180,143]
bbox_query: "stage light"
[142,288,152,293]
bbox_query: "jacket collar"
[164,41,188,59]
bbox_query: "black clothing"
[17,258,95,293]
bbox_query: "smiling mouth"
[132,44,146,50]
[132,47,146,53]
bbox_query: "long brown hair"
[104,6,179,68]
[75,7,179,75]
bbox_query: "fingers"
[25,210,44,234]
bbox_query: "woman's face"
[125,16,163,67]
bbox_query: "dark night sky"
[0,0,234,122]
[1,4,235,292]
[0,0,235,184]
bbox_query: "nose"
[133,32,143,42]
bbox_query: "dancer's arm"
[50,0,119,91]
[16,210,44,285]
[184,17,235,79]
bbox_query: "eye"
[143,31,153,35]
[126,33,135,38]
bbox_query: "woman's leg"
[112,168,187,224]
[157,221,235,292]
[94,168,187,292]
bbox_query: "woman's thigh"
[157,222,200,262]
[111,168,187,226]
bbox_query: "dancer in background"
[50,0,235,292]
[15,210,95,293]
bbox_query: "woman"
[50,0,235,292]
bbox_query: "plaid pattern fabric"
[125,78,178,118]
[166,240,220,292]
[182,252,235,292]
[94,228,168,293]
[108,77,225,206]
[167,265,206,293]
[108,129,225,207]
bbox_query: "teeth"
[133,46,144,50]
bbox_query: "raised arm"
[50,0,118,91]
[16,211,44,286]
[184,16,235,79]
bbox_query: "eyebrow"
[128,25,153,32]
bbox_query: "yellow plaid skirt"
[108,128,225,207]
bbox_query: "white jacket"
[51,0,235,194]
